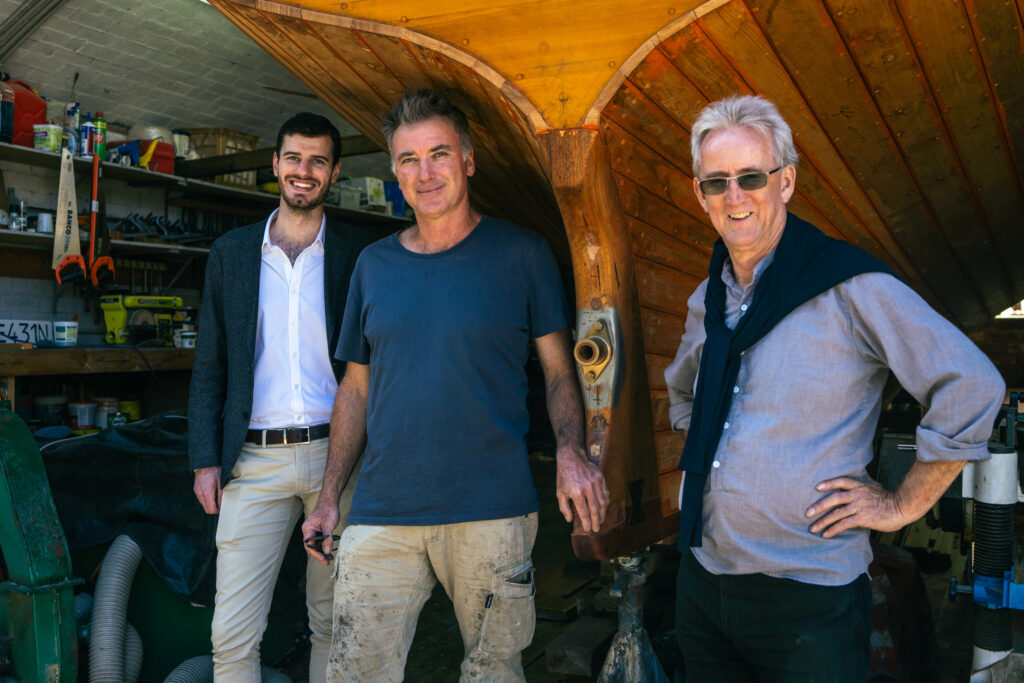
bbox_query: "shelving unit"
[0,346,195,409]
[0,141,411,246]
[0,142,407,404]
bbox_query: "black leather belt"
[245,423,330,446]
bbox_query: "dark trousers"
[676,549,871,683]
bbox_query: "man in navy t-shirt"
[301,90,609,681]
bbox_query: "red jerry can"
[6,80,46,148]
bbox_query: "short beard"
[281,180,329,213]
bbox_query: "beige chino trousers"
[327,513,539,682]
[212,438,358,682]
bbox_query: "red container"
[6,80,45,148]
[131,139,175,174]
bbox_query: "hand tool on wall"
[53,147,86,285]
[87,152,114,288]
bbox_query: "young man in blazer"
[188,112,376,682]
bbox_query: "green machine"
[0,408,81,681]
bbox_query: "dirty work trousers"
[675,548,871,683]
[212,438,358,682]
[327,513,539,682]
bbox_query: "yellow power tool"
[100,294,183,345]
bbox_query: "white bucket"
[54,321,78,347]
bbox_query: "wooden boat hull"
[211,0,1024,559]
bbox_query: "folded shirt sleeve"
[842,273,1005,464]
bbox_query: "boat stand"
[596,554,669,682]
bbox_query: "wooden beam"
[174,135,382,178]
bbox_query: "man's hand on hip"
[556,446,610,533]
[193,466,223,515]
[805,475,907,538]
[302,499,341,566]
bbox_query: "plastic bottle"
[0,82,14,144]
[61,128,77,156]
[94,110,107,161]
[80,112,95,158]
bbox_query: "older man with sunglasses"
[665,95,1005,681]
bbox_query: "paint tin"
[53,321,78,347]
[33,123,62,153]
[69,400,96,429]
[118,400,141,421]
[94,397,118,430]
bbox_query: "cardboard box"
[339,177,385,208]
[338,186,361,210]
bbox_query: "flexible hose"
[260,666,292,682]
[162,655,212,683]
[89,535,143,682]
[162,655,293,682]
[125,623,143,683]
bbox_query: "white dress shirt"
[249,209,338,429]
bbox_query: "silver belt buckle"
[261,430,268,448]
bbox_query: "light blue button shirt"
[665,261,1004,586]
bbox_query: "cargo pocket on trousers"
[478,561,537,659]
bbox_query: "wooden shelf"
[0,346,194,377]
[0,227,211,258]
[0,141,410,234]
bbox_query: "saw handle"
[56,254,87,286]
[90,255,114,288]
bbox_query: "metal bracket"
[575,308,623,411]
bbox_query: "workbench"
[0,346,194,410]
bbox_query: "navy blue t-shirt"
[335,216,569,525]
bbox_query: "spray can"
[63,102,80,132]
[94,110,107,161]
[80,112,95,158]
[62,102,79,156]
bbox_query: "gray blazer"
[187,217,376,483]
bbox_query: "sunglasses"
[697,167,781,196]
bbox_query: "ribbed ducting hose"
[89,534,144,683]
[125,623,144,683]
[973,501,1016,653]
[163,655,293,682]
